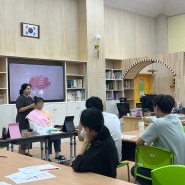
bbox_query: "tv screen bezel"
[8,58,65,104]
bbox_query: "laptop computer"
[62,116,75,132]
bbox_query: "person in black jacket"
[71,108,119,178]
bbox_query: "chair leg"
[126,164,130,182]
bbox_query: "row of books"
[67,90,85,102]
[114,81,122,90]
[0,94,4,104]
[67,79,83,88]
[106,91,120,100]
[106,71,122,80]
[124,80,133,89]
[106,81,113,90]
[106,81,122,90]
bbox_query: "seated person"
[78,96,122,162]
[131,94,185,185]
[71,108,119,178]
[26,96,65,161]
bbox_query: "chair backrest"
[152,165,185,185]
[134,145,174,180]
[182,126,185,133]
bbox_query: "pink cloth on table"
[26,109,50,127]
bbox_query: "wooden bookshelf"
[0,56,87,104]
[105,59,123,100]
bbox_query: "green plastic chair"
[117,161,130,182]
[152,165,185,185]
[134,145,174,182]
[182,126,185,133]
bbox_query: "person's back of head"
[80,107,110,140]
[153,94,175,114]
[85,96,103,112]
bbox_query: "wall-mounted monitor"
[8,59,65,103]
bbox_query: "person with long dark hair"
[16,83,35,154]
[71,108,119,178]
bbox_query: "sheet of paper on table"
[6,164,59,184]
[0,182,12,185]
[6,171,55,184]
[18,164,60,173]
[121,134,137,140]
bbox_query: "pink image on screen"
[29,75,51,96]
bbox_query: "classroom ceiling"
[104,0,185,17]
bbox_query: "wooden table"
[122,130,140,161]
[0,150,134,185]
[0,131,77,160]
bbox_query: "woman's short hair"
[153,94,175,114]
[85,96,103,112]
[19,83,32,95]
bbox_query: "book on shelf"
[106,81,113,90]
[112,71,122,79]
[113,91,119,100]
[114,81,122,90]
[0,94,4,104]
[67,79,83,88]
[124,80,132,89]
[67,90,85,101]
[106,71,112,79]
[106,92,113,100]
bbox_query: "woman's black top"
[71,134,119,178]
[16,95,34,131]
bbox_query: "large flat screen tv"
[8,60,65,103]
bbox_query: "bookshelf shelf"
[66,74,85,77]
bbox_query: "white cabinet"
[0,102,86,133]
[66,102,86,126]
[0,104,16,131]
[44,102,67,125]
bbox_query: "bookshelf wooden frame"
[0,56,87,104]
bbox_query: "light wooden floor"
[13,140,135,183]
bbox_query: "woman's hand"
[84,132,95,144]
[29,103,35,109]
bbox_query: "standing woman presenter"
[16,83,35,154]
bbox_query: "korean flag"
[22,23,39,38]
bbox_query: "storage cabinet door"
[66,102,85,126]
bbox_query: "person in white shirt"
[78,96,122,162]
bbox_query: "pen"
[0,155,7,158]
[40,168,59,171]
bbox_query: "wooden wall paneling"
[24,0,37,57]
[0,0,79,60]
[3,0,16,55]
[52,0,62,59]
[77,0,87,61]
[104,6,156,59]
[14,0,26,56]
[0,1,5,54]
[135,15,156,57]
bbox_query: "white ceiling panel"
[104,0,185,17]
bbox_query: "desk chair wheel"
[117,161,130,182]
